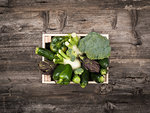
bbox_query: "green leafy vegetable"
[78,32,111,60]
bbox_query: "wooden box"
[42,34,109,84]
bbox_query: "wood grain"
[0,0,150,113]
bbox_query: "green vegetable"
[72,75,81,84]
[72,67,83,84]
[72,67,84,84]
[80,69,89,88]
[38,60,56,74]
[52,33,82,70]
[98,58,109,68]
[91,73,104,83]
[74,68,84,75]
[50,36,68,53]
[65,33,82,59]
[99,76,105,83]
[35,47,54,60]
[53,64,72,85]
[100,68,107,75]
[66,48,77,62]
[78,32,111,60]
[53,49,81,70]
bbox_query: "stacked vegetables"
[35,32,111,88]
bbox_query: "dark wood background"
[0,0,150,113]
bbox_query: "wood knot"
[47,10,67,31]
[104,102,117,113]
[94,84,113,95]
[1,25,14,33]
[133,87,143,96]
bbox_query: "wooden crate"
[42,34,109,84]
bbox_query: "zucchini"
[35,47,54,60]
[98,58,109,68]
[91,73,104,83]
[80,69,89,88]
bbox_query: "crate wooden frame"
[42,33,109,84]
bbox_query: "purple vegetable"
[81,57,100,73]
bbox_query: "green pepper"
[80,69,89,88]
[50,36,68,53]
[91,73,104,83]
[53,64,72,85]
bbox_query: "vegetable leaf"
[78,32,111,60]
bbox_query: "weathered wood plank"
[1,10,149,60]
[0,0,8,7]
[0,33,150,80]
[0,11,43,33]
[0,33,42,80]
[0,88,150,113]
[0,0,150,113]
[8,0,150,10]
[45,9,150,59]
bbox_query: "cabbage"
[78,32,111,60]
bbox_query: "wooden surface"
[0,0,150,113]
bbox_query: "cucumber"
[80,69,89,88]
[35,47,54,60]
[91,73,104,83]
[98,58,109,68]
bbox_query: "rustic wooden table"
[0,0,150,113]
